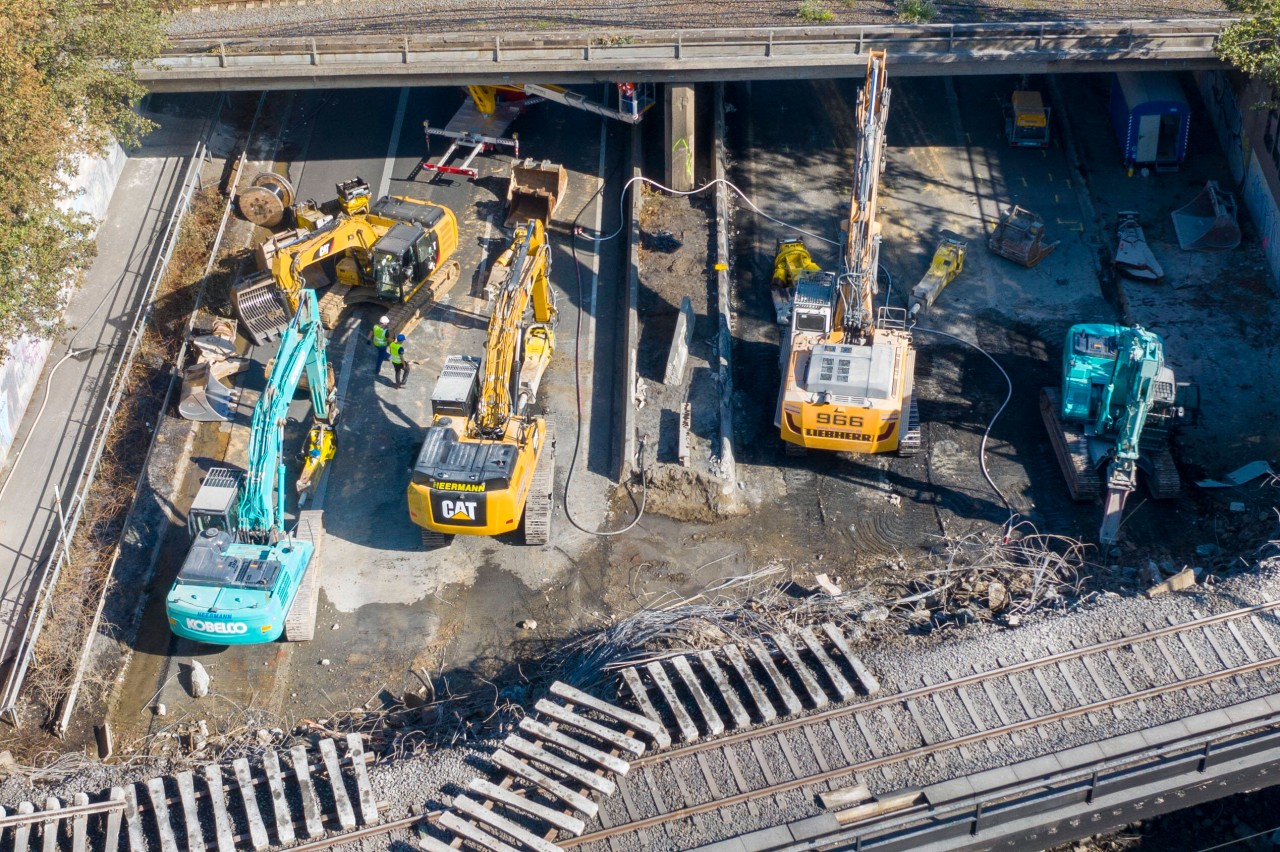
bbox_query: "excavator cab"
[372,224,440,303]
[187,468,242,539]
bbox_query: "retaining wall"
[0,143,128,464]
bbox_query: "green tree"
[1218,0,1280,104]
[0,0,166,359]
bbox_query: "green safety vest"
[388,341,404,364]
[372,324,389,347]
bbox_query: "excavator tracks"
[898,395,922,457]
[283,509,325,641]
[1040,386,1102,501]
[315,260,462,335]
[522,428,555,546]
[1147,446,1182,500]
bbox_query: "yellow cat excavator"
[407,218,557,546]
[774,51,922,456]
[234,184,460,344]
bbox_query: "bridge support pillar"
[664,84,696,192]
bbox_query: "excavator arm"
[239,290,335,540]
[1096,326,1164,545]
[839,50,890,338]
[474,219,555,438]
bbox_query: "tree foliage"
[0,0,166,358]
[1218,0,1280,103]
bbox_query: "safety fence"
[0,142,210,724]
[142,18,1230,83]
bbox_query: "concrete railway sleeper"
[167,602,1280,851]
[0,735,378,852]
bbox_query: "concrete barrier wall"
[0,142,127,464]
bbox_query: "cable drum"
[238,172,296,227]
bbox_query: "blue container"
[1109,72,1191,171]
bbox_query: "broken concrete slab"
[664,296,695,385]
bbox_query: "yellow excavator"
[775,51,923,456]
[234,182,460,344]
[407,218,557,546]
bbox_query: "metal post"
[676,32,683,60]
[1086,769,1099,803]
[971,801,983,835]
[494,36,501,62]
[402,36,409,64]
[1199,741,1212,772]
[310,37,318,65]
[219,41,227,68]
[766,31,773,58]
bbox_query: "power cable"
[910,323,1018,536]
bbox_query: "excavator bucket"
[989,205,1059,268]
[1114,212,1164,282]
[1171,181,1241,251]
[233,271,292,345]
[504,159,567,228]
[179,362,238,422]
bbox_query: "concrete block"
[1145,566,1196,598]
[664,296,695,385]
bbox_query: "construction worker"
[389,333,409,388]
[369,315,391,374]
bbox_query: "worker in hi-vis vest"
[369,315,391,375]
[389,334,409,388]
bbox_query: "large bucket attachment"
[233,271,291,345]
[1171,181,1241,251]
[1114,212,1164,282]
[179,361,239,422]
[505,159,567,228]
[989,205,1059,268]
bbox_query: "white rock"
[189,660,210,698]
[518,619,538,630]
[154,704,167,717]
[320,659,331,666]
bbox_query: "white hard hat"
[379,316,390,324]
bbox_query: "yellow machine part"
[296,422,337,497]
[772,240,820,288]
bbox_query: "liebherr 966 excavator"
[407,218,557,546]
[1041,323,1198,545]
[774,51,926,457]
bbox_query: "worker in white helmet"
[368,315,391,375]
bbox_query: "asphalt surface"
[0,93,220,671]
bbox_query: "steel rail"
[618,598,1280,769]
[0,798,124,827]
[566,652,1280,846]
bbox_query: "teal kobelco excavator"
[1041,323,1198,546]
[167,290,336,644]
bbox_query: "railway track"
[0,735,378,852]
[565,600,1280,850]
[19,601,1280,851]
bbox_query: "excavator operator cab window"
[412,231,440,280]
[1072,330,1118,360]
[188,507,237,540]
[373,251,409,302]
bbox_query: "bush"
[896,0,938,21]
[797,0,836,21]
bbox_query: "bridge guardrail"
[143,18,1230,80]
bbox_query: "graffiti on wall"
[1245,150,1280,283]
